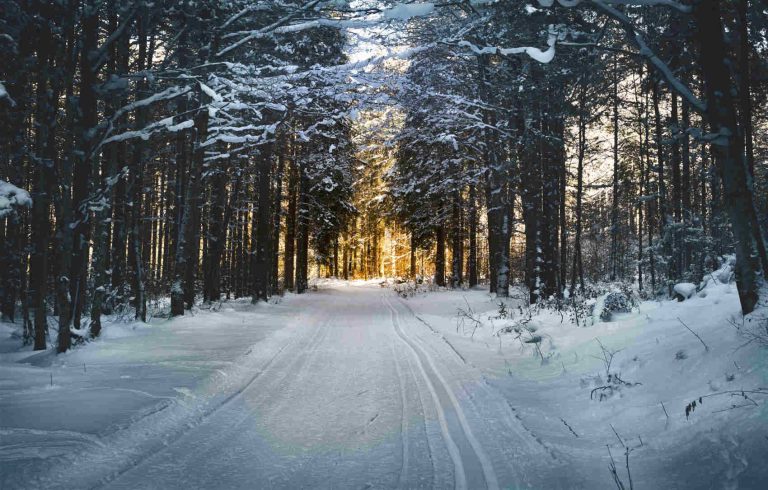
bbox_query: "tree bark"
[30,29,57,349]
[284,157,298,291]
[253,145,273,302]
[570,84,587,296]
[295,161,310,294]
[450,190,463,288]
[468,182,478,287]
[271,141,286,293]
[434,223,446,287]
[171,87,209,316]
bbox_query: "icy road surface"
[15,284,557,489]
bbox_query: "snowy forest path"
[30,283,534,489]
[383,293,500,490]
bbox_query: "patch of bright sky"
[343,1,428,64]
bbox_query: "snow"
[1,280,766,488]
[166,120,194,132]
[0,299,292,488]
[457,24,562,64]
[0,180,32,218]
[673,282,697,300]
[400,281,768,488]
[199,82,223,102]
[384,2,435,20]
[0,81,16,106]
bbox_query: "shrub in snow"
[727,314,768,348]
[589,339,640,401]
[700,255,735,289]
[714,256,735,283]
[673,283,697,301]
[599,291,632,322]
[675,349,688,360]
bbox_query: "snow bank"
[673,282,696,301]
[0,298,302,489]
[673,282,697,300]
[400,280,768,488]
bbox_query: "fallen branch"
[677,317,709,352]
[560,417,579,438]
[685,389,768,419]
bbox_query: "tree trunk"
[284,158,297,291]
[253,145,273,302]
[570,84,587,296]
[468,182,478,287]
[540,107,561,299]
[55,9,76,353]
[171,87,209,315]
[681,98,692,273]
[75,5,101,337]
[30,32,56,349]
[204,165,234,303]
[693,0,764,313]
[271,141,286,293]
[450,190,463,288]
[652,80,670,277]
[671,93,682,279]
[610,60,620,281]
[434,224,446,287]
[128,13,151,322]
[736,0,768,281]
[295,161,310,294]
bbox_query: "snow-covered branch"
[0,180,32,218]
[537,0,692,13]
[589,0,705,112]
[455,25,563,63]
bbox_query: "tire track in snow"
[396,296,557,462]
[398,320,438,488]
[380,294,411,487]
[256,310,336,423]
[384,294,499,490]
[93,301,334,489]
[389,333,410,488]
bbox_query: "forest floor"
[1,279,767,489]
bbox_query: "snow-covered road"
[27,283,555,490]
[94,284,537,489]
[8,281,765,489]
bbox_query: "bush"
[600,291,632,322]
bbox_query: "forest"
[2,1,768,488]
[2,0,765,351]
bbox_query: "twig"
[607,445,626,490]
[624,446,634,490]
[712,403,756,413]
[560,417,579,437]
[660,401,669,419]
[677,317,709,352]
[591,385,616,400]
[610,424,624,446]
[699,389,768,401]
[609,425,634,490]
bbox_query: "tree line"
[388,0,767,314]
[1,0,766,357]
[0,0,361,352]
